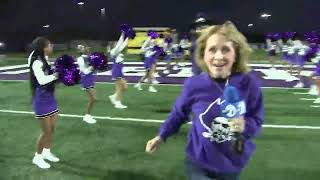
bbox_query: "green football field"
[0,80,320,180]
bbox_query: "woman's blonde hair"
[195,21,252,73]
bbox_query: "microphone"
[220,85,246,154]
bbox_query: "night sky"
[0,0,319,51]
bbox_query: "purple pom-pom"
[152,45,165,56]
[273,33,282,40]
[120,24,130,33]
[120,24,136,39]
[283,32,296,40]
[265,32,273,40]
[305,43,319,60]
[54,55,80,86]
[126,29,136,39]
[304,31,319,44]
[148,30,159,39]
[88,52,108,71]
[164,37,173,44]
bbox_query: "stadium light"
[43,24,50,28]
[77,2,84,5]
[0,42,4,47]
[248,24,253,27]
[260,13,271,19]
[101,8,106,17]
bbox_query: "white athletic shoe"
[42,148,60,162]
[163,70,170,74]
[134,83,143,91]
[109,94,117,105]
[143,78,159,84]
[32,153,50,169]
[308,85,319,96]
[83,114,96,124]
[148,86,158,93]
[172,65,179,70]
[294,82,304,88]
[152,78,160,84]
[114,101,128,109]
[314,98,320,104]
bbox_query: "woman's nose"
[214,50,224,60]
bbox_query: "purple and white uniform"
[280,44,289,61]
[163,41,173,61]
[159,72,264,173]
[296,45,309,66]
[141,39,157,70]
[77,55,96,90]
[179,38,189,51]
[143,51,157,70]
[111,54,124,80]
[287,40,303,65]
[266,41,276,56]
[28,51,58,118]
[109,33,129,79]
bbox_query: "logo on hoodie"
[199,98,233,143]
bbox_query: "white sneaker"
[172,65,179,70]
[149,86,158,93]
[308,85,319,95]
[314,98,320,104]
[32,153,51,169]
[109,94,117,105]
[83,114,96,124]
[134,83,143,91]
[294,82,304,88]
[114,101,128,109]
[42,148,60,162]
[163,70,170,74]
[152,79,160,84]
[142,79,160,84]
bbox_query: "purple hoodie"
[159,72,264,173]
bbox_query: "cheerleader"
[178,35,190,66]
[109,33,129,109]
[162,36,174,74]
[29,37,59,169]
[312,60,320,103]
[134,36,158,92]
[171,43,184,70]
[265,37,277,70]
[77,45,97,124]
[308,48,320,95]
[293,42,310,88]
[278,36,292,72]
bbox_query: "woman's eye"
[222,46,230,53]
[209,47,216,53]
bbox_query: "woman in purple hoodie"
[146,22,264,180]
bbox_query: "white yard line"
[299,98,317,101]
[1,109,320,130]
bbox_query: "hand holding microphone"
[220,85,246,154]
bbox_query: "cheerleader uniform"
[77,55,96,90]
[28,51,58,118]
[111,54,125,80]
